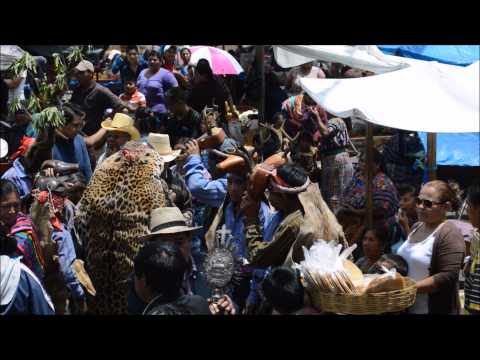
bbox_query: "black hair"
[124,77,137,85]
[467,179,480,208]
[397,184,418,197]
[363,224,389,248]
[0,222,17,256]
[261,267,304,314]
[180,47,191,55]
[272,112,284,123]
[126,45,139,53]
[361,148,387,174]
[61,103,85,124]
[0,179,20,201]
[372,253,409,277]
[134,242,188,298]
[165,87,187,104]
[276,164,309,188]
[196,59,213,78]
[175,137,192,146]
[145,50,162,60]
[147,302,193,315]
[134,107,156,135]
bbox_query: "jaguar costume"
[75,142,170,314]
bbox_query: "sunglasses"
[416,198,445,209]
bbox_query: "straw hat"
[140,207,202,240]
[101,113,141,141]
[147,133,181,163]
[0,138,8,158]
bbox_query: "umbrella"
[189,46,244,75]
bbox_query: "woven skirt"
[321,151,354,211]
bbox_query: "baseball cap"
[75,60,94,73]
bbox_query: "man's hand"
[240,192,261,219]
[44,167,55,177]
[185,139,200,156]
[209,295,236,315]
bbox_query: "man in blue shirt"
[52,103,92,182]
[204,169,271,311]
[111,45,148,89]
[1,156,33,202]
[181,137,238,258]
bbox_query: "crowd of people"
[0,45,478,316]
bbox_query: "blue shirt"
[247,211,285,305]
[111,55,148,86]
[52,135,92,181]
[1,158,32,200]
[51,225,85,300]
[183,154,227,208]
[224,201,271,259]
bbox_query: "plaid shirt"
[465,228,480,313]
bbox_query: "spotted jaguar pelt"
[75,141,171,315]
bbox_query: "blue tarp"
[379,45,480,167]
[418,132,480,167]
[378,45,480,67]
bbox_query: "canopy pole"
[427,132,437,181]
[255,45,265,123]
[366,122,374,228]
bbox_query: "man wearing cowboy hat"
[147,133,193,225]
[97,113,141,166]
[128,207,236,315]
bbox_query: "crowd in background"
[1,45,478,316]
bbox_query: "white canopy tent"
[299,60,479,133]
[272,45,479,133]
[272,45,462,74]
[273,45,408,74]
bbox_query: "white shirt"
[8,70,27,103]
[397,222,445,314]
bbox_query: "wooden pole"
[427,132,437,181]
[366,122,374,228]
[255,45,265,123]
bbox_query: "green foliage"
[8,97,23,114]
[66,46,84,66]
[31,107,65,132]
[7,52,37,78]
[26,94,42,113]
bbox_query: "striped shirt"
[465,228,480,313]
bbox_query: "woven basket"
[309,277,417,315]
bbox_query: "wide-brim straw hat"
[140,207,202,240]
[147,133,181,162]
[101,113,141,141]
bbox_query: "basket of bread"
[295,240,417,315]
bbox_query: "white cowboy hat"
[147,133,181,163]
[101,113,141,141]
[0,138,8,158]
[140,207,202,240]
